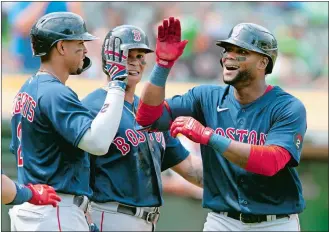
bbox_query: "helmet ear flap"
[265,59,273,75]
[82,57,92,72]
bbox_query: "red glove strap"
[136,100,164,127]
[201,127,215,145]
[245,145,291,176]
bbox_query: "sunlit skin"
[221,44,270,104]
[39,40,89,84]
[107,49,147,104]
[61,40,87,75]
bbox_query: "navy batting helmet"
[102,25,153,75]
[216,23,278,74]
[30,12,97,72]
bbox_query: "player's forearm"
[208,134,291,176]
[78,84,125,155]
[208,134,252,168]
[137,65,171,127]
[141,64,170,105]
[172,154,204,188]
[140,83,165,106]
[2,174,17,204]
[141,64,170,106]
[222,140,251,169]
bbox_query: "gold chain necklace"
[38,69,62,83]
[124,104,136,118]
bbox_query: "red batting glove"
[170,116,214,145]
[156,17,188,68]
[27,184,61,207]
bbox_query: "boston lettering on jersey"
[114,130,165,155]
[215,127,267,145]
[12,92,37,122]
[82,88,189,206]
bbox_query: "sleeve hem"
[73,120,93,147]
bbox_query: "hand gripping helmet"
[216,23,278,74]
[102,25,153,75]
[30,12,98,73]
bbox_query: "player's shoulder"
[82,88,107,104]
[271,86,306,113]
[20,73,62,95]
[81,88,107,113]
[190,84,228,97]
[272,87,305,106]
[36,73,70,93]
[35,74,80,102]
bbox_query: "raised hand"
[27,184,61,207]
[170,116,214,145]
[103,36,128,82]
[156,17,188,68]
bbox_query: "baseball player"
[81,25,203,231]
[9,12,129,231]
[136,18,307,231]
[2,172,61,207]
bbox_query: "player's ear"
[55,41,65,56]
[257,56,269,71]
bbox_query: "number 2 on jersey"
[17,122,23,167]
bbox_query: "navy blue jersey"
[165,85,307,215]
[10,74,94,197]
[82,88,189,206]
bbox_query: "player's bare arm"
[171,153,204,188]
[2,174,17,204]
[136,17,187,127]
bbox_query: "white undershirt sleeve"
[78,86,125,155]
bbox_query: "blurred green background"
[1,121,328,231]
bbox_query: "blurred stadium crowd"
[2,1,328,89]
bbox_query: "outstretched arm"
[136,17,187,127]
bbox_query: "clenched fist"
[170,116,214,145]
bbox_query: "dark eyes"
[129,54,144,59]
[136,54,144,59]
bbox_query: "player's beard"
[75,67,83,75]
[69,67,83,75]
[223,69,253,87]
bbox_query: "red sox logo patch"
[294,133,303,150]
[132,30,141,41]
